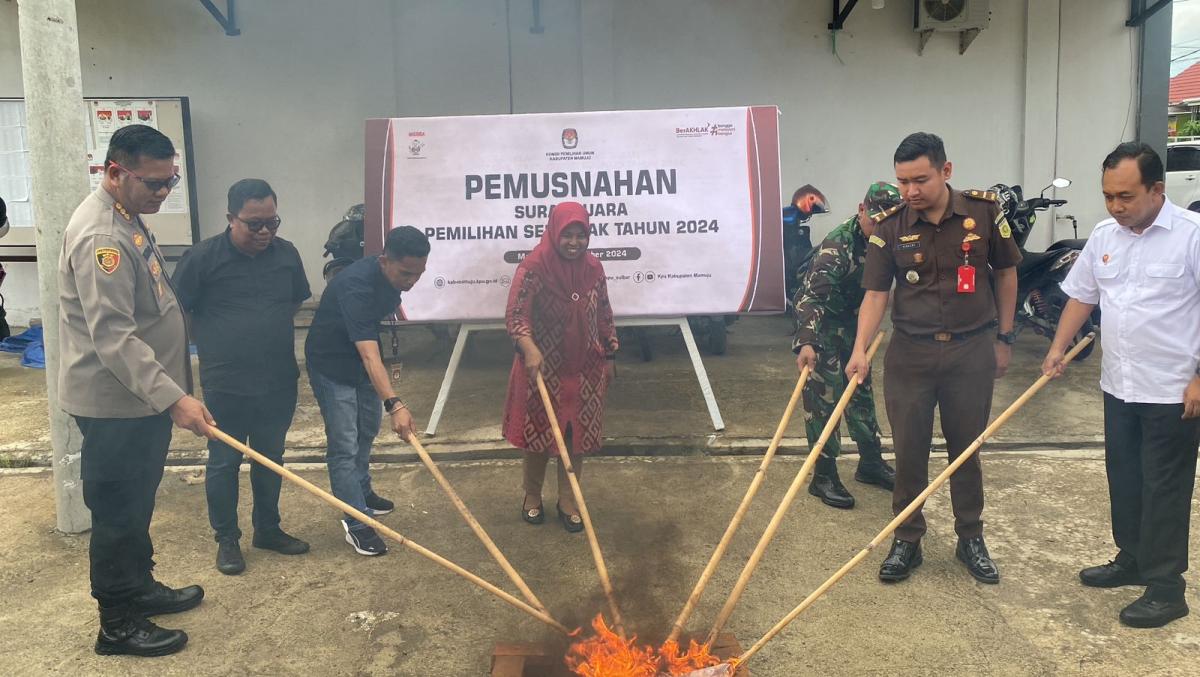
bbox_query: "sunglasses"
[236,215,282,232]
[110,161,181,193]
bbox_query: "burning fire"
[565,615,730,677]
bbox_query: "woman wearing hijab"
[503,202,618,533]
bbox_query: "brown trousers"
[883,330,995,542]
[523,452,583,500]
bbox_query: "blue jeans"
[307,367,382,530]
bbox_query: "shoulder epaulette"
[871,203,904,223]
[963,189,1000,202]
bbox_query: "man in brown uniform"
[845,132,1021,584]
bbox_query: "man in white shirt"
[1044,142,1200,629]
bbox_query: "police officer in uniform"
[845,132,1021,584]
[794,182,902,508]
[59,125,213,656]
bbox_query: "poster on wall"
[365,106,784,322]
[90,100,158,148]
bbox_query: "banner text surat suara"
[364,106,784,322]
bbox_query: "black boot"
[854,444,895,491]
[878,538,922,582]
[130,581,205,617]
[808,456,855,509]
[94,606,188,657]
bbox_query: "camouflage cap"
[863,181,902,218]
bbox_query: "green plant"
[1178,118,1200,138]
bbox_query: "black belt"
[899,320,997,343]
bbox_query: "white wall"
[0,0,1141,324]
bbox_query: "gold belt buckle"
[933,331,952,342]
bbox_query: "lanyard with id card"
[958,241,976,293]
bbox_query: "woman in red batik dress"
[503,201,618,533]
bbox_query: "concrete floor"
[2,315,1187,676]
[0,315,1106,465]
[2,454,1199,676]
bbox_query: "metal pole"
[17,0,91,532]
[1136,0,1170,158]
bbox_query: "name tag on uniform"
[896,242,921,251]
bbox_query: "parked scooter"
[991,178,1097,360]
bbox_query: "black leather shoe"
[956,536,1000,584]
[130,581,205,617]
[253,529,310,555]
[854,459,895,491]
[879,539,922,582]
[95,606,188,657]
[808,457,855,509]
[1080,559,1144,588]
[216,539,245,575]
[1119,593,1189,628]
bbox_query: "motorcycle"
[991,178,1097,361]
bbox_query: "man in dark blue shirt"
[173,179,311,575]
[305,226,429,556]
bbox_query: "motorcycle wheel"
[1067,317,1096,361]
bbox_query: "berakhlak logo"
[562,128,578,149]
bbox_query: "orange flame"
[564,615,726,677]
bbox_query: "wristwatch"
[384,397,406,414]
[996,331,1017,345]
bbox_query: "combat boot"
[808,456,855,509]
[854,444,895,491]
[94,605,188,657]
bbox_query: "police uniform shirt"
[58,187,190,418]
[172,229,311,397]
[862,187,1022,335]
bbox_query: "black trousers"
[1103,393,1200,601]
[203,387,297,542]
[75,413,173,607]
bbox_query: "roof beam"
[1127,0,1170,28]
[828,0,860,31]
[199,0,240,36]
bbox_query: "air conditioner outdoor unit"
[914,0,991,33]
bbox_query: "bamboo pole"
[706,332,886,643]
[665,366,811,644]
[734,333,1096,666]
[535,372,626,638]
[208,427,571,635]
[406,432,546,612]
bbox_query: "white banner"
[365,106,784,322]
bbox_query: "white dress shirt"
[1061,197,1200,404]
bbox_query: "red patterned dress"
[502,209,616,455]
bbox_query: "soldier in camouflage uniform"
[792,182,902,509]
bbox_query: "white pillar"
[17,0,91,532]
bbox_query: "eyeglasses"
[110,161,181,193]
[236,215,282,232]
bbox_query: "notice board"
[0,96,199,260]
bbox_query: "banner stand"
[423,317,726,437]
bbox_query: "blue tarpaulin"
[0,325,45,369]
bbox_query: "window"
[1167,145,1200,172]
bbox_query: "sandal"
[556,502,584,533]
[522,498,544,525]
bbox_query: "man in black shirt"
[305,226,429,556]
[173,179,311,575]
